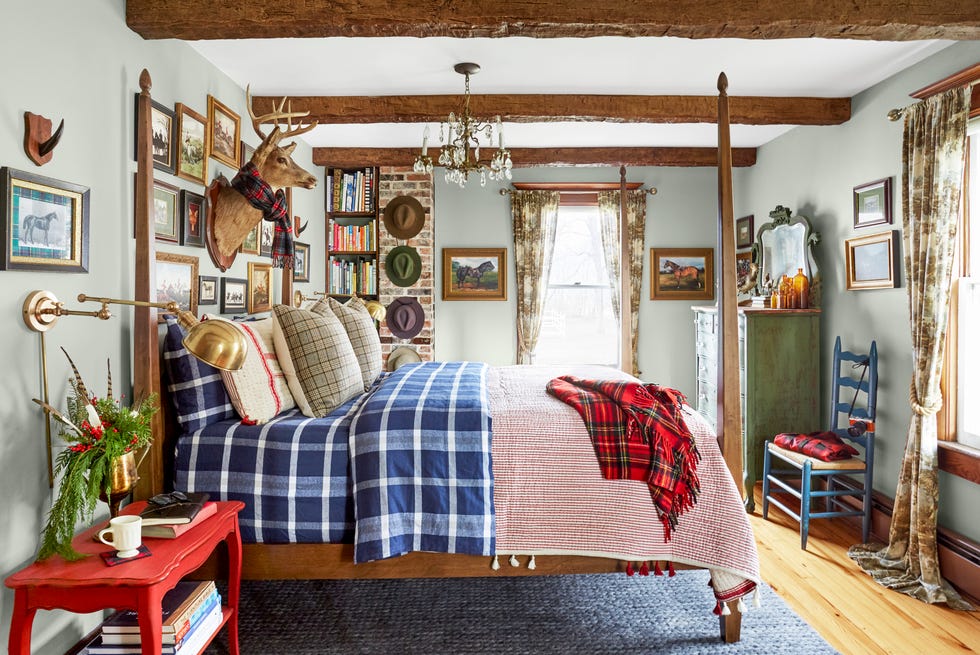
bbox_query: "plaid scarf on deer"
[231,162,294,269]
[546,376,701,539]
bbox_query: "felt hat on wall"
[387,346,422,372]
[386,296,425,340]
[383,195,426,240]
[385,245,422,287]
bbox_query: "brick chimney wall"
[378,167,435,366]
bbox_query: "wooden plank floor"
[750,488,980,654]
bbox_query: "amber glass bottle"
[793,268,810,309]
[779,275,795,309]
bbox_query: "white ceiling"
[189,36,953,150]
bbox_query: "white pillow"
[206,316,295,424]
[272,304,363,418]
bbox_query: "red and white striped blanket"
[490,365,760,602]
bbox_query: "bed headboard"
[132,70,745,497]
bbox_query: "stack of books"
[83,581,222,654]
[140,492,216,539]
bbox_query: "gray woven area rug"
[204,570,837,654]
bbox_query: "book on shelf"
[86,599,223,655]
[139,492,209,525]
[142,501,217,538]
[101,580,216,636]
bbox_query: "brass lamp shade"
[178,312,246,371]
[364,300,386,322]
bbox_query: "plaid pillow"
[272,304,363,418]
[774,430,860,461]
[326,297,383,390]
[161,315,237,432]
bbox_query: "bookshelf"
[326,166,379,299]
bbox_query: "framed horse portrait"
[442,247,507,301]
[650,247,714,301]
[0,167,89,272]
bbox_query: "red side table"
[4,500,244,655]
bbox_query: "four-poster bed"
[130,70,752,642]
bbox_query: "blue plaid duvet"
[349,361,494,563]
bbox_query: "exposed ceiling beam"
[313,147,757,168]
[255,95,849,126]
[126,0,980,40]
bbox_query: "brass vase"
[99,451,138,518]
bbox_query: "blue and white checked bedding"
[348,361,494,563]
[174,362,494,562]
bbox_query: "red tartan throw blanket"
[231,162,294,269]
[773,431,859,461]
[546,376,700,539]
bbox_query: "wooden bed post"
[715,73,745,499]
[134,69,165,499]
[619,166,633,375]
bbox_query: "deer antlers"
[245,85,318,142]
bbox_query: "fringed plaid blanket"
[231,162,294,269]
[546,376,700,539]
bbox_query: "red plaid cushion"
[774,431,860,461]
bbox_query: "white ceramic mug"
[98,515,142,558]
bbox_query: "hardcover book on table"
[142,501,218,538]
[139,492,209,525]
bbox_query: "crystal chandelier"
[413,62,513,188]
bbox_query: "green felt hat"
[385,245,422,287]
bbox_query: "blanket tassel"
[712,601,722,616]
[626,562,635,577]
[653,561,662,576]
[639,561,649,576]
[509,554,520,567]
[753,587,761,608]
[668,561,676,577]
[491,555,500,571]
[721,602,732,616]
[737,597,747,613]
[528,555,536,570]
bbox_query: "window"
[533,204,620,367]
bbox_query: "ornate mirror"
[752,205,821,304]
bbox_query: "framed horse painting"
[0,167,90,272]
[442,247,507,301]
[650,247,714,301]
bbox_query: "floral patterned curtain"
[848,86,972,611]
[511,190,560,364]
[597,190,647,376]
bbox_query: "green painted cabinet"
[693,306,821,510]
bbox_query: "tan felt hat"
[383,195,425,240]
[387,346,422,372]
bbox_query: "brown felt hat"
[383,195,425,240]
[386,296,425,340]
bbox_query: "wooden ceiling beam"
[313,147,757,168]
[255,95,849,126]
[126,0,980,41]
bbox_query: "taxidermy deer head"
[206,88,318,270]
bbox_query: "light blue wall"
[740,41,980,542]
[0,2,322,652]
[434,165,737,399]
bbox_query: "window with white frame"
[532,204,620,367]
[954,119,980,450]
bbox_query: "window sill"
[938,441,980,485]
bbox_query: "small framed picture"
[155,251,198,318]
[442,248,507,301]
[853,177,892,229]
[247,261,273,314]
[736,215,754,249]
[153,179,180,244]
[259,220,274,258]
[0,167,90,273]
[239,222,260,255]
[175,103,208,185]
[221,277,247,314]
[207,95,241,168]
[293,241,310,282]
[198,275,218,306]
[180,189,205,247]
[240,141,255,168]
[650,247,715,301]
[845,230,900,290]
[135,95,177,175]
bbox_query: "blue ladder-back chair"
[762,337,878,549]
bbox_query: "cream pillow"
[205,316,295,424]
[272,304,363,418]
[327,297,383,390]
